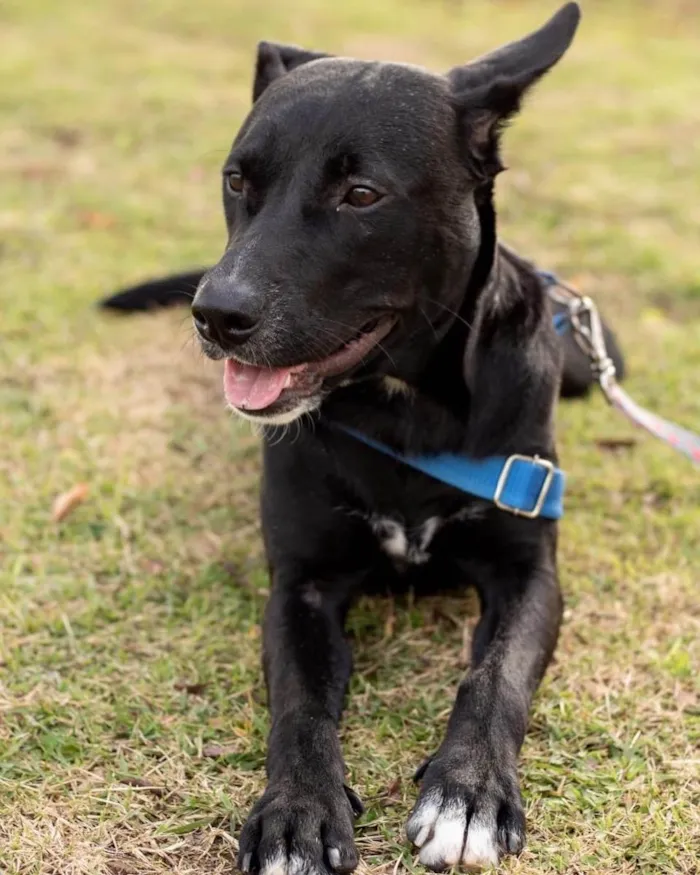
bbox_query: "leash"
[539,269,700,466]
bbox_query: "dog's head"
[192,4,580,424]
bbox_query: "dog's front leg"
[406,557,562,870]
[239,570,361,875]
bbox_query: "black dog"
[101,4,627,870]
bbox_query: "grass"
[1,0,699,872]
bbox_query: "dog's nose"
[192,278,263,347]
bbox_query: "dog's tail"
[97,268,625,399]
[98,269,207,312]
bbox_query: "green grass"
[1,0,699,872]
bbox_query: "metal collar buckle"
[494,454,556,518]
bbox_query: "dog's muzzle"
[220,315,397,418]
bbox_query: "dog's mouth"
[223,315,396,414]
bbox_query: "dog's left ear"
[447,2,580,177]
[253,41,330,101]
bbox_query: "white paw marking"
[406,789,442,847]
[288,855,306,875]
[418,801,468,868]
[289,854,320,875]
[260,853,288,875]
[261,853,325,875]
[408,797,499,871]
[462,816,499,868]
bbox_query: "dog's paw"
[238,782,363,875]
[406,753,525,871]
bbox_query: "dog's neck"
[416,187,505,403]
[323,185,554,458]
[462,183,500,317]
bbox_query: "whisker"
[180,327,199,354]
[424,297,473,331]
[418,305,440,342]
[316,315,397,367]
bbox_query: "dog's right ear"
[253,41,330,101]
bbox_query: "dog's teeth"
[283,374,292,389]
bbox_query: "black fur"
[99,4,627,870]
[100,278,624,405]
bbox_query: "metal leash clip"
[544,277,617,399]
[541,269,700,465]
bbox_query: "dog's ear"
[447,2,580,177]
[253,41,330,101]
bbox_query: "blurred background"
[1,1,698,874]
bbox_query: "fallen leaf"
[52,483,89,522]
[384,777,402,799]
[174,681,208,695]
[595,437,637,452]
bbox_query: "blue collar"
[330,276,568,520]
[335,425,565,520]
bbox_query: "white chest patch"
[370,515,443,565]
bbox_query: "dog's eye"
[226,171,245,195]
[343,186,382,209]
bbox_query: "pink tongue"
[223,358,292,410]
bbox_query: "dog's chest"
[366,506,483,566]
[369,515,442,565]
